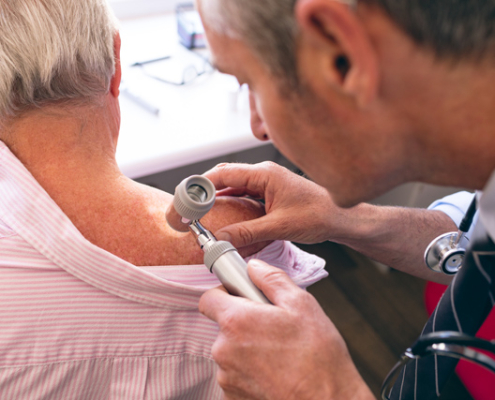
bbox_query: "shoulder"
[117,183,269,266]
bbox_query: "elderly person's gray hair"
[200,0,495,88]
[0,0,118,120]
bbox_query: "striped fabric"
[0,141,327,400]
[390,176,495,400]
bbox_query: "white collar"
[479,170,495,241]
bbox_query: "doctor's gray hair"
[200,0,495,86]
[199,0,301,87]
[0,0,118,120]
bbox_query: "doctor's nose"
[249,91,269,141]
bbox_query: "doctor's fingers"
[199,286,278,334]
[203,161,287,197]
[247,260,311,309]
[216,366,264,400]
[214,211,293,248]
[198,285,262,328]
[200,262,308,326]
[215,187,265,200]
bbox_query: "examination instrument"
[170,175,270,304]
[424,195,478,275]
[381,331,495,400]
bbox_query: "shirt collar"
[0,141,210,310]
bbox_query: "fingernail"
[216,231,232,243]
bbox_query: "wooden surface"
[300,242,474,399]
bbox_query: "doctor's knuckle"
[218,308,245,335]
[216,371,230,390]
[197,295,210,316]
[211,340,227,365]
[298,289,316,307]
[213,162,229,170]
[216,372,241,396]
[236,224,255,245]
[212,162,237,179]
[261,267,285,283]
[216,368,237,392]
[260,268,290,291]
[285,287,314,312]
[258,160,279,173]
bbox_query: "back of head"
[200,0,495,87]
[0,0,118,120]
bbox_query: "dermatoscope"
[169,175,270,304]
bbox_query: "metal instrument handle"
[206,244,271,304]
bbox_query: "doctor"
[193,0,495,398]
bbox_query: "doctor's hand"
[199,260,374,400]
[203,162,343,249]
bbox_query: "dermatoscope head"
[172,175,216,223]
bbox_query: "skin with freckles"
[0,33,268,267]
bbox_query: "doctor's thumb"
[215,219,267,249]
[247,259,300,306]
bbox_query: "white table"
[115,13,269,179]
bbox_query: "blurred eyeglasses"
[132,53,214,86]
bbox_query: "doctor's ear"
[295,0,379,107]
[110,32,122,98]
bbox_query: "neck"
[1,99,124,197]
[0,98,207,267]
[383,46,495,190]
[411,62,495,189]
[360,3,495,191]
[0,99,175,266]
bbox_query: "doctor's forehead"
[205,36,231,75]
[209,46,242,79]
[203,28,242,75]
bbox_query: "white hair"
[0,0,118,119]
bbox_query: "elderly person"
[189,0,495,399]
[0,1,327,398]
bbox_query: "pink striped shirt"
[0,141,327,400]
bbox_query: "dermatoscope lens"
[187,184,208,203]
[172,175,216,222]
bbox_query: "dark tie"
[389,219,495,400]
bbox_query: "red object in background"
[424,282,495,400]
